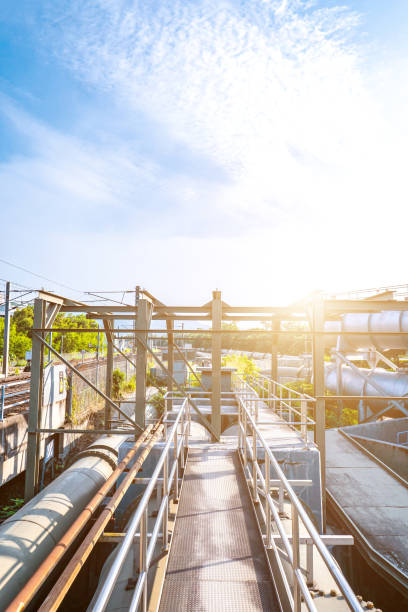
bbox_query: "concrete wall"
[342,418,408,481]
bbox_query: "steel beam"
[24,299,60,501]
[312,297,326,530]
[134,334,219,440]
[25,299,46,501]
[135,298,152,430]
[103,320,114,431]
[166,319,174,412]
[271,319,280,381]
[2,281,10,378]
[211,290,222,440]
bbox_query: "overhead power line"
[0,257,84,295]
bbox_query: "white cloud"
[2,0,408,301]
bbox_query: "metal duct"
[0,434,128,610]
[325,311,408,351]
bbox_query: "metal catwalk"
[159,443,279,611]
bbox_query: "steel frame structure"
[25,288,408,516]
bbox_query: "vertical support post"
[312,297,326,529]
[173,429,179,502]
[25,298,45,501]
[211,290,222,440]
[306,540,314,586]
[271,318,279,382]
[265,454,271,547]
[139,508,147,612]
[135,298,152,430]
[301,397,307,441]
[2,281,10,378]
[336,352,344,419]
[104,320,114,432]
[292,505,301,612]
[252,426,258,503]
[162,453,169,551]
[0,384,5,422]
[95,330,99,391]
[166,319,174,413]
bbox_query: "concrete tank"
[0,434,128,610]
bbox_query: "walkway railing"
[92,395,191,612]
[234,372,316,442]
[237,389,361,612]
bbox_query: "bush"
[112,369,125,399]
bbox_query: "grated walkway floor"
[159,444,279,611]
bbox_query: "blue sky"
[1,1,408,305]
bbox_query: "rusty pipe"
[38,425,164,612]
[6,425,155,612]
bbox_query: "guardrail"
[234,372,316,442]
[237,390,361,611]
[92,394,191,612]
[0,379,31,419]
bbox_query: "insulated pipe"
[325,365,408,411]
[325,311,408,351]
[5,427,155,612]
[0,434,129,610]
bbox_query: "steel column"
[2,281,10,378]
[135,298,152,429]
[103,320,114,431]
[271,318,279,382]
[312,297,326,529]
[211,290,222,439]
[166,319,174,412]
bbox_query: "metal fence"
[236,386,360,611]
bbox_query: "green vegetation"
[186,322,308,356]
[281,380,358,428]
[112,369,136,399]
[0,305,102,362]
[150,389,166,415]
[221,353,259,377]
[0,497,24,522]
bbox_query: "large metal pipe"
[325,311,408,351]
[0,434,128,610]
[325,365,408,411]
[5,428,155,612]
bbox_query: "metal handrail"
[237,394,361,612]
[234,374,315,442]
[92,395,191,612]
[250,371,315,402]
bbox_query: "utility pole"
[2,281,10,378]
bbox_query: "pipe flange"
[66,449,117,471]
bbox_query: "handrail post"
[180,402,185,471]
[140,508,147,612]
[173,429,179,502]
[252,426,258,503]
[243,410,248,471]
[292,505,301,612]
[278,484,284,515]
[306,540,314,586]
[301,397,307,441]
[163,453,169,551]
[0,385,4,422]
[265,454,271,547]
